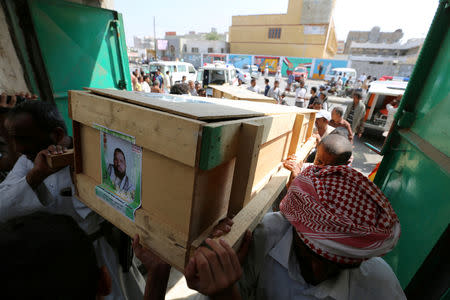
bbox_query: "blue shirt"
[264,85,270,96]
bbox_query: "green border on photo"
[96,128,142,221]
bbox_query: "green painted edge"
[199,126,223,171]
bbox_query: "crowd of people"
[0,66,406,299]
[131,68,206,97]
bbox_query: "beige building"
[229,0,338,58]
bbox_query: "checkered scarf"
[280,165,400,265]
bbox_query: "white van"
[198,61,238,87]
[148,61,197,83]
[325,68,357,83]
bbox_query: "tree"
[205,32,221,41]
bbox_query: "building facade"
[156,30,229,63]
[229,0,338,58]
[344,26,403,54]
[349,38,424,78]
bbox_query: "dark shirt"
[308,95,319,107]
[264,85,270,96]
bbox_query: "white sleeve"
[0,174,54,222]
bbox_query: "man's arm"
[132,235,171,300]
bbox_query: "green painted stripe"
[199,126,224,170]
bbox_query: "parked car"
[148,61,197,83]
[288,66,308,81]
[324,68,357,83]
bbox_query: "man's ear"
[97,265,112,297]
[51,127,66,145]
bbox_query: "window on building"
[208,47,214,53]
[183,45,187,52]
[221,48,225,53]
[191,47,199,53]
[268,28,282,39]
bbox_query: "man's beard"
[113,167,126,180]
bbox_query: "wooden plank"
[228,123,264,216]
[75,173,187,271]
[295,137,317,163]
[252,132,292,191]
[288,114,306,156]
[306,112,316,140]
[199,114,296,170]
[209,84,277,103]
[189,159,235,242]
[46,149,74,169]
[190,168,291,253]
[70,90,203,167]
[72,121,83,174]
[87,88,265,121]
[86,88,307,120]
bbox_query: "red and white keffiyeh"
[280,165,400,265]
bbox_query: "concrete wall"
[350,60,415,78]
[0,7,29,94]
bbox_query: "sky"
[115,0,439,47]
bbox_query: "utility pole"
[153,16,157,60]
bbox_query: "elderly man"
[188,80,198,96]
[185,163,404,300]
[314,110,335,141]
[344,91,366,138]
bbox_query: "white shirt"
[295,87,307,103]
[247,85,261,93]
[269,87,281,102]
[141,81,151,93]
[237,212,406,300]
[0,155,128,300]
[385,104,398,131]
[0,155,96,232]
[163,74,171,88]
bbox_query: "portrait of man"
[107,148,134,197]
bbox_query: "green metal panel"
[27,0,132,134]
[374,0,450,291]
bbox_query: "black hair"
[143,75,149,81]
[353,91,363,100]
[274,80,279,84]
[264,78,269,84]
[0,213,99,299]
[311,87,317,93]
[332,106,344,117]
[251,78,256,83]
[166,70,169,74]
[8,100,67,134]
[170,83,189,95]
[318,134,352,165]
[114,148,125,160]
